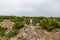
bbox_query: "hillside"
[0,16,60,40]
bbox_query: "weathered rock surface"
[0,20,14,30]
[0,21,60,40]
[16,25,60,40]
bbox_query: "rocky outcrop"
[16,25,60,40]
[0,20,14,30]
[0,22,60,40]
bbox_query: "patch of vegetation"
[0,26,7,37]
[18,37,26,40]
[0,16,60,32]
[13,22,24,29]
[5,29,19,38]
[5,22,24,38]
[39,17,60,31]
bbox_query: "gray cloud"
[0,0,60,17]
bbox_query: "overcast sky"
[0,0,60,17]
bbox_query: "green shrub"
[13,22,24,29]
[0,26,7,37]
[39,19,56,31]
[56,22,60,28]
[18,37,26,40]
[5,29,19,38]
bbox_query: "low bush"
[13,22,24,29]
[5,29,19,38]
[0,26,7,37]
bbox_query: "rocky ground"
[10,24,60,40]
[0,20,60,40]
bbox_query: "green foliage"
[56,22,60,28]
[0,26,7,37]
[5,22,24,38]
[23,17,30,24]
[39,18,56,31]
[18,37,26,40]
[5,29,19,38]
[0,16,60,32]
[21,38,26,40]
[13,22,24,29]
